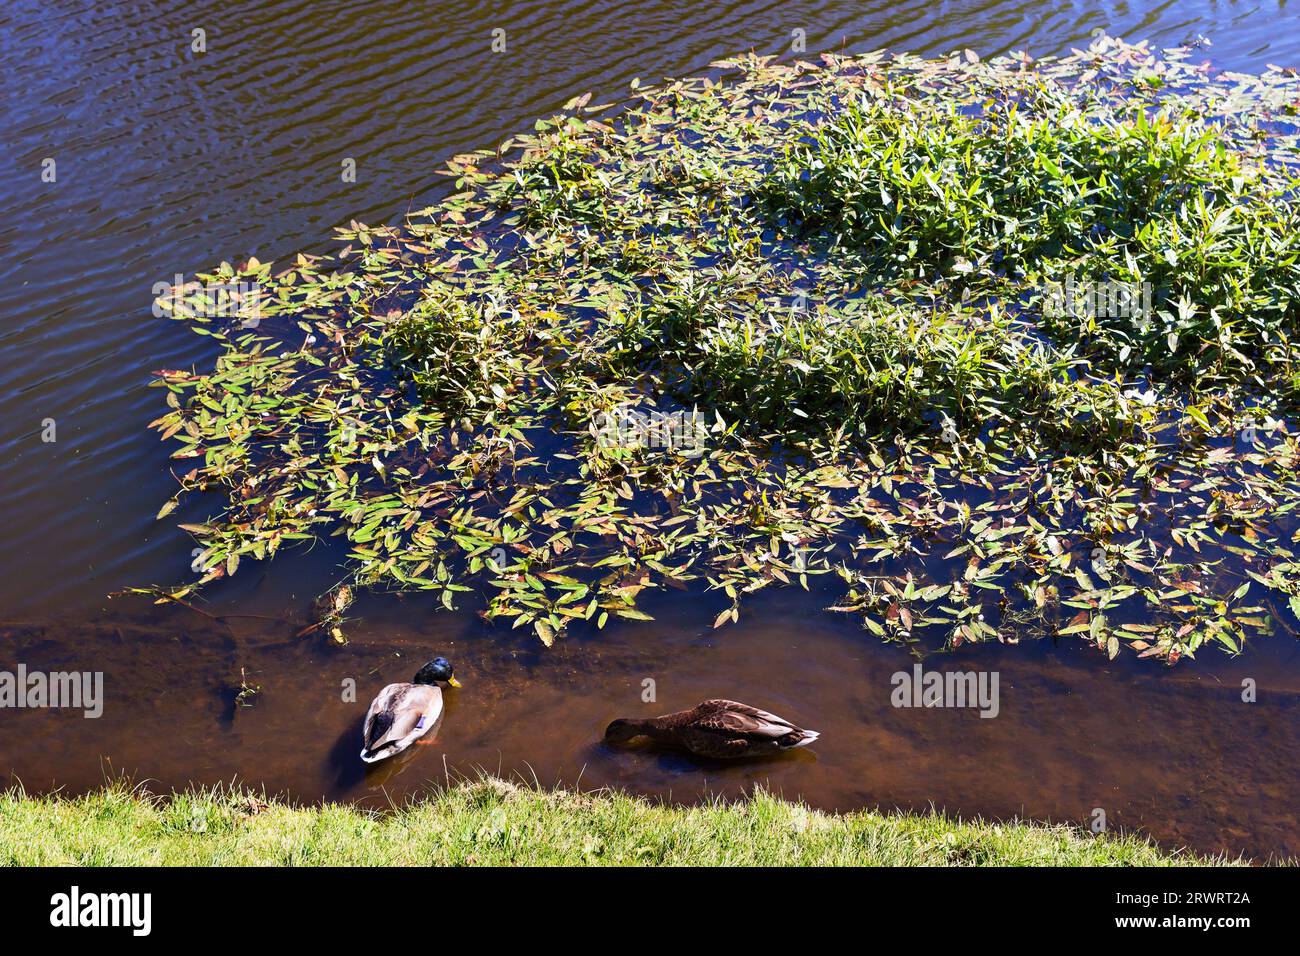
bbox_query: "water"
[3,0,1300,858]
[7,585,1300,859]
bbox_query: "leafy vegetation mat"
[0,779,1231,866]
[150,35,1300,663]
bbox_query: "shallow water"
[6,581,1300,860]
[3,0,1300,858]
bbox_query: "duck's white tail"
[359,745,394,763]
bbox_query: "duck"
[604,699,819,759]
[359,657,461,764]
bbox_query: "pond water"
[3,0,1300,859]
[7,584,1300,860]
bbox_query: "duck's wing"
[692,699,808,742]
[361,683,441,759]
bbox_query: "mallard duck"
[604,699,819,759]
[360,657,461,764]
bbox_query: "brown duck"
[605,699,819,759]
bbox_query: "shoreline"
[0,777,1238,867]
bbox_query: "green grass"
[0,777,1233,866]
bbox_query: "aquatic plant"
[149,36,1300,663]
[760,89,1300,388]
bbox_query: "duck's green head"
[414,657,461,688]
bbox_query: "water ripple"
[1,0,1298,616]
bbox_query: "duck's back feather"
[654,699,819,758]
[690,699,802,739]
[360,682,442,762]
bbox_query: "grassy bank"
[0,778,1231,866]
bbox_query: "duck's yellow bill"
[448,676,463,688]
